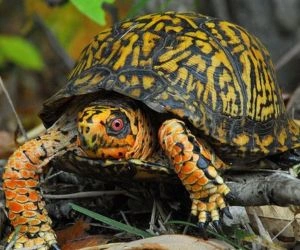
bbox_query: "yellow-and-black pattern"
[42,12,300,162]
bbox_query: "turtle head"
[76,103,153,160]
[77,104,137,159]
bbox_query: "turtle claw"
[222,207,233,219]
[225,191,235,201]
[197,222,208,240]
[212,220,223,234]
[51,243,61,250]
[206,211,211,223]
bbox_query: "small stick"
[120,210,131,226]
[0,76,28,140]
[275,43,300,70]
[149,200,156,233]
[17,123,45,144]
[33,15,74,70]
[44,190,129,199]
[271,218,294,241]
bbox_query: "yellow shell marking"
[278,129,288,147]
[131,45,140,67]
[113,33,139,71]
[232,134,250,146]
[142,32,161,57]
[158,37,194,63]
[142,75,155,89]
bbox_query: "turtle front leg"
[158,119,231,232]
[3,127,78,249]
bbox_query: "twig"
[275,42,300,70]
[44,190,129,199]
[44,169,64,182]
[149,200,156,233]
[0,202,8,217]
[0,76,28,140]
[163,211,172,225]
[17,123,45,144]
[271,218,294,241]
[33,14,74,70]
[120,210,131,226]
[157,218,167,232]
[286,85,300,112]
[252,210,272,241]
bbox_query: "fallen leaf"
[61,235,110,250]
[247,205,299,248]
[0,130,15,158]
[96,235,235,250]
[56,218,90,246]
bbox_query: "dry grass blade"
[33,14,74,70]
[275,43,300,70]
[252,210,272,241]
[44,190,129,199]
[17,123,45,144]
[69,203,153,238]
[0,76,28,140]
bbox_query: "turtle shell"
[40,12,300,162]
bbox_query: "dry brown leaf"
[61,235,110,250]
[57,219,111,250]
[94,235,234,250]
[247,205,300,248]
[247,206,294,237]
[294,120,300,126]
[56,218,90,246]
[0,130,15,158]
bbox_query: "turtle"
[3,12,300,249]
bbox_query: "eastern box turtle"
[3,12,300,249]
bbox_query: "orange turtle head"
[77,104,139,159]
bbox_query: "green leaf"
[69,203,153,238]
[0,35,44,71]
[70,0,114,25]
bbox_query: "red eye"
[111,118,124,131]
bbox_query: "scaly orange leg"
[158,119,231,233]
[3,125,79,249]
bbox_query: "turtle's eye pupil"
[111,118,124,131]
